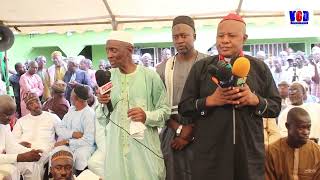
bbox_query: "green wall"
[7,31,112,70]
[92,45,107,69]
[29,47,67,67]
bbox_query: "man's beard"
[32,109,42,116]
[177,46,190,55]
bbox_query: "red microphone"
[95,70,113,112]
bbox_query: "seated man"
[43,80,70,119]
[278,82,320,142]
[50,146,101,180]
[265,107,320,180]
[13,92,61,153]
[50,146,76,180]
[55,85,96,175]
[0,95,42,180]
[88,109,106,177]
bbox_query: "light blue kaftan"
[56,105,96,170]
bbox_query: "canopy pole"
[4,51,9,93]
[236,0,244,14]
[102,0,118,30]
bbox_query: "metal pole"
[4,51,9,93]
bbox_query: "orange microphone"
[232,57,250,86]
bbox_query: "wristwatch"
[176,125,183,136]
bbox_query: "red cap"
[220,13,246,25]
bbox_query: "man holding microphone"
[178,13,281,180]
[96,31,170,180]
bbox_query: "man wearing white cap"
[310,49,320,98]
[141,53,154,69]
[281,55,303,83]
[97,31,170,180]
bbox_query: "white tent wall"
[1,0,319,34]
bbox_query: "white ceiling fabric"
[0,0,319,34]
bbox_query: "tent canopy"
[1,0,319,34]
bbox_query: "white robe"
[0,124,41,180]
[0,80,6,95]
[0,164,18,180]
[12,111,61,153]
[88,110,106,177]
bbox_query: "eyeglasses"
[288,89,300,94]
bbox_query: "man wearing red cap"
[179,13,281,180]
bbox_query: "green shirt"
[96,65,170,180]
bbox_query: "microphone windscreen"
[95,70,111,87]
[207,64,219,76]
[232,57,250,78]
[216,61,233,82]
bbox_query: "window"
[245,43,289,57]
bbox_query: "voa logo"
[289,10,309,24]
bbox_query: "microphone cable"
[102,109,164,159]
[101,105,192,175]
